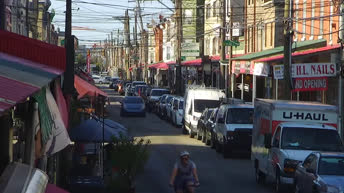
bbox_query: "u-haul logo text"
[282,112,328,121]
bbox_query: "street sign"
[223,40,240,47]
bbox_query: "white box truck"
[183,86,225,137]
[252,99,343,192]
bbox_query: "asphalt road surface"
[102,86,278,193]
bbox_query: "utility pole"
[175,0,182,94]
[283,0,294,98]
[63,0,75,94]
[134,6,138,81]
[338,4,344,139]
[0,0,5,30]
[220,0,226,90]
[124,9,131,80]
[228,6,233,98]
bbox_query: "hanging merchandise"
[33,102,43,159]
[33,89,53,144]
[45,87,71,156]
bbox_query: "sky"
[49,0,175,46]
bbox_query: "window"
[310,0,315,39]
[212,37,217,55]
[319,0,324,38]
[294,0,299,41]
[264,24,267,47]
[226,108,253,124]
[194,100,221,113]
[167,46,171,60]
[270,23,274,46]
[213,1,217,17]
[318,157,344,176]
[206,4,211,19]
[272,127,281,148]
[302,0,306,40]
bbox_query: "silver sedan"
[294,152,344,193]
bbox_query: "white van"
[214,103,254,158]
[252,99,344,192]
[183,86,225,137]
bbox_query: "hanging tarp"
[45,87,71,156]
[54,80,68,128]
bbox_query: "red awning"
[45,184,70,193]
[166,61,176,65]
[181,58,202,66]
[129,67,133,71]
[74,75,108,99]
[0,52,64,115]
[148,62,169,69]
[0,30,66,71]
[254,45,340,63]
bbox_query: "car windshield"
[166,96,173,103]
[179,101,184,109]
[132,82,146,86]
[124,97,143,104]
[281,127,344,151]
[318,156,344,176]
[151,90,169,96]
[194,100,221,113]
[226,108,253,124]
[206,109,214,119]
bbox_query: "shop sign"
[273,65,284,79]
[291,63,336,78]
[181,42,200,57]
[292,77,328,92]
[253,62,269,77]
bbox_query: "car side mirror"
[306,168,315,174]
[264,134,272,149]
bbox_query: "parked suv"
[214,103,254,158]
[147,89,169,112]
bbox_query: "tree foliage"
[107,135,151,193]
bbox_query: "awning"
[74,75,108,99]
[45,184,70,193]
[254,44,341,63]
[181,58,202,66]
[0,30,66,71]
[129,67,133,71]
[148,62,169,69]
[0,52,64,115]
[233,39,327,61]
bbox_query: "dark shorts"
[174,176,195,191]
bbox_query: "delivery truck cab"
[252,99,344,192]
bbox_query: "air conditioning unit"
[0,162,48,193]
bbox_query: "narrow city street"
[102,86,275,193]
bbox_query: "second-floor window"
[167,47,171,60]
[213,1,217,17]
[206,4,211,19]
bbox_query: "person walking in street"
[169,151,200,193]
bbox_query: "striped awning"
[0,52,63,115]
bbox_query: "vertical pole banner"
[87,49,91,73]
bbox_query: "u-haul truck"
[252,99,343,192]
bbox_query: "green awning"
[233,39,326,61]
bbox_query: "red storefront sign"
[292,77,328,92]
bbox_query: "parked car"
[196,108,214,140]
[125,83,133,96]
[161,95,174,119]
[109,78,120,88]
[252,99,343,193]
[93,76,104,84]
[130,81,146,94]
[205,108,219,147]
[134,85,149,96]
[171,97,184,127]
[166,96,176,121]
[147,89,170,112]
[119,81,131,95]
[157,94,168,116]
[214,103,254,158]
[103,76,112,84]
[294,152,344,193]
[183,86,225,137]
[120,96,146,117]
